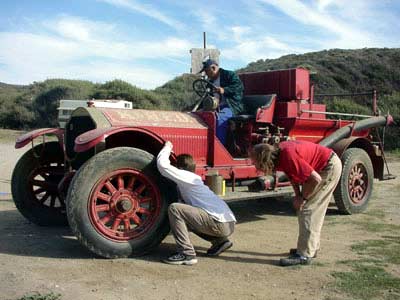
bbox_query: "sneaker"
[206,240,233,256]
[289,248,318,258]
[162,253,198,265]
[280,254,312,266]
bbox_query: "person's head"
[201,59,220,80]
[250,143,280,174]
[176,154,196,173]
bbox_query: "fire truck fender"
[331,137,384,179]
[74,126,168,159]
[15,128,64,149]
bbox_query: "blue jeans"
[216,106,233,145]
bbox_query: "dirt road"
[0,138,399,300]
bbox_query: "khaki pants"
[297,153,342,258]
[168,203,235,256]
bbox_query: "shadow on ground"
[0,197,342,262]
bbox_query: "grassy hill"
[238,48,400,95]
[0,47,399,147]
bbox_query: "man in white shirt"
[157,141,236,265]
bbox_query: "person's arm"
[156,141,197,185]
[291,182,301,197]
[302,170,322,199]
[223,71,243,97]
[292,181,305,211]
[293,170,322,210]
[283,151,316,210]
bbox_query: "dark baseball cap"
[199,59,218,73]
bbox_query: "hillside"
[238,48,400,95]
[0,47,399,147]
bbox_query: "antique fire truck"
[11,68,394,258]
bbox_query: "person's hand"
[293,196,305,211]
[214,86,224,94]
[165,141,173,150]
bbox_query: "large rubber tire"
[66,147,173,258]
[11,141,68,226]
[334,148,374,214]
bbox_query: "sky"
[0,0,399,89]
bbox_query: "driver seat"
[231,94,276,121]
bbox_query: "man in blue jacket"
[200,59,244,145]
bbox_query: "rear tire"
[11,141,67,226]
[334,148,374,214]
[66,147,174,258]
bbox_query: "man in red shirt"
[251,140,342,266]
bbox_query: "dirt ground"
[0,132,399,300]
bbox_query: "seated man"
[157,141,236,265]
[200,59,244,145]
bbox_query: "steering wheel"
[192,79,218,112]
[192,79,217,99]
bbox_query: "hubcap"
[118,199,133,213]
[88,169,161,241]
[348,163,369,205]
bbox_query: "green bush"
[14,292,61,300]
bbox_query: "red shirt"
[276,141,333,184]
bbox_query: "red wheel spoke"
[104,181,117,194]
[139,196,152,204]
[134,184,146,195]
[39,192,50,204]
[97,192,111,202]
[117,175,124,190]
[112,218,122,230]
[123,218,131,230]
[137,207,151,215]
[130,214,142,225]
[100,213,113,224]
[96,204,110,212]
[89,169,161,241]
[127,177,136,190]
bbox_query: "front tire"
[66,147,173,258]
[334,148,374,214]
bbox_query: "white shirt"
[156,144,236,223]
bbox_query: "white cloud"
[257,0,377,49]
[46,16,116,42]
[98,0,184,30]
[65,62,172,89]
[223,35,309,63]
[231,26,251,43]
[194,10,217,29]
[0,16,192,88]
[190,8,230,41]
[316,0,335,11]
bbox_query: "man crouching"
[157,141,236,265]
